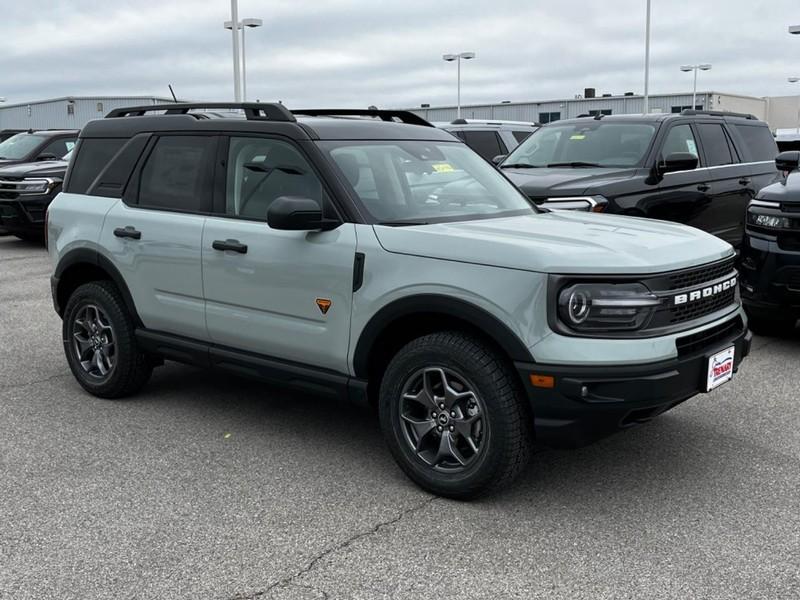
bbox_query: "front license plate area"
[706,346,735,391]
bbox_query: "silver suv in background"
[436,119,539,162]
[48,103,750,499]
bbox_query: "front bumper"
[516,315,751,447]
[740,230,800,318]
[0,194,52,235]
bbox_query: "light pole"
[643,0,651,114]
[442,51,476,119]
[789,77,800,134]
[680,64,712,109]
[225,17,263,101]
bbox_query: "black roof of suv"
[500,109,779,247]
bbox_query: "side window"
[65,138,126,194]
[225,137,326,220]
[660,124,699,162]
[733,124,779,162]
[462,131,504,161]
[138,136,215,212]
[511,130,534,144]
[697,123,734,166]
[40,138,74,159]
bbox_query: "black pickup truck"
[0,151,70,241]
[499,110,778,248]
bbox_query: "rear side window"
[733,124,778,162]
[512,130,534,144]
[697,124,735,166]
[66,138,126,193]
[137,136,215,213]
[462,131,504,161]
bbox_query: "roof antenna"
[168,84,178,103]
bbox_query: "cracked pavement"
[1,236,799,599]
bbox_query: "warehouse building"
[0,96,177,130]
[409,89,796,130]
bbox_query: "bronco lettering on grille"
[673,276,737,306]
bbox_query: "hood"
[756,171,799,203]
[502,167,637,197]
[373,212,733,275]
[0,159,67,178]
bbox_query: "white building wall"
[765,95,800,131]
[0,96,175,130]
[709,94,767,120]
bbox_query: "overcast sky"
[1,0,797,108]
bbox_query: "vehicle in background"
[0,149,71,242]
[0,129,26,143]
[437,119,540,162]
[740,150,800,333]
[499,110,778,248]
[0,130,78,168]
[774,129,800,152]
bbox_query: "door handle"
[113,226,141,240]
[739,177,751,186]
[697,184,710,192]
[212,239,248,254]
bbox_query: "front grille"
[0,178,25,199]
[667,286,737,324]
[665,257,736,291]
[676,316,744,357]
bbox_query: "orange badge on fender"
[316,298,332,315]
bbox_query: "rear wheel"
[62,281,152,398]
[379,331,532,499]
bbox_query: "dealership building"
[0,96,177,130]
[409,89,800,130]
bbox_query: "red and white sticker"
[706,346,735,391]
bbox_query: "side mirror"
[492,154,507,165]
[656,152,698,176]
[267,196,340,231]
[36,153,58,161]
[775,150,800,172]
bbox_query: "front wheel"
[62,281,152,399]
[379,332,532,499]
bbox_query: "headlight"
[538,195,607,212]
[17,178,61,195]
[557,282,660,332]
[747,212,792,229]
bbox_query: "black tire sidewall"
[379,333,527,498]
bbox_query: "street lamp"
[227,0,242,102]
[224,17,263,101]
[789,77,800,134]
[643,0,651,114]
[442,51,476,119]
[680,63,712,109]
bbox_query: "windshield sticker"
[569,134,586,140]
[686,139,698,155]
[432,163,455,173]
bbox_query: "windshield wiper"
[499,163,539,169]
[376,220,430,227]
[546,161,602,168]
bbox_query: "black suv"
[499,110,778,247]
[740,151,800,332]
[0,130,78,167]
[0,149,71,241]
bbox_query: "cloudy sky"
[0,0,797,108]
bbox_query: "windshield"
[320,140,535,224]
[0,133,45,160]
[503,121,657,168]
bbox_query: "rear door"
[201,135,356,373]
[729,122,779,193]
[99,134,216,341]
[693,121,751,246]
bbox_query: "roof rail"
[292,108,432,127]
[680,109,757,120]
[105,102,296,122]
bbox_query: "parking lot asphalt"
[0,235,798,600]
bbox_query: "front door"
[202,135,357,374]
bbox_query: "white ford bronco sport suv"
[48,103,751,498]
